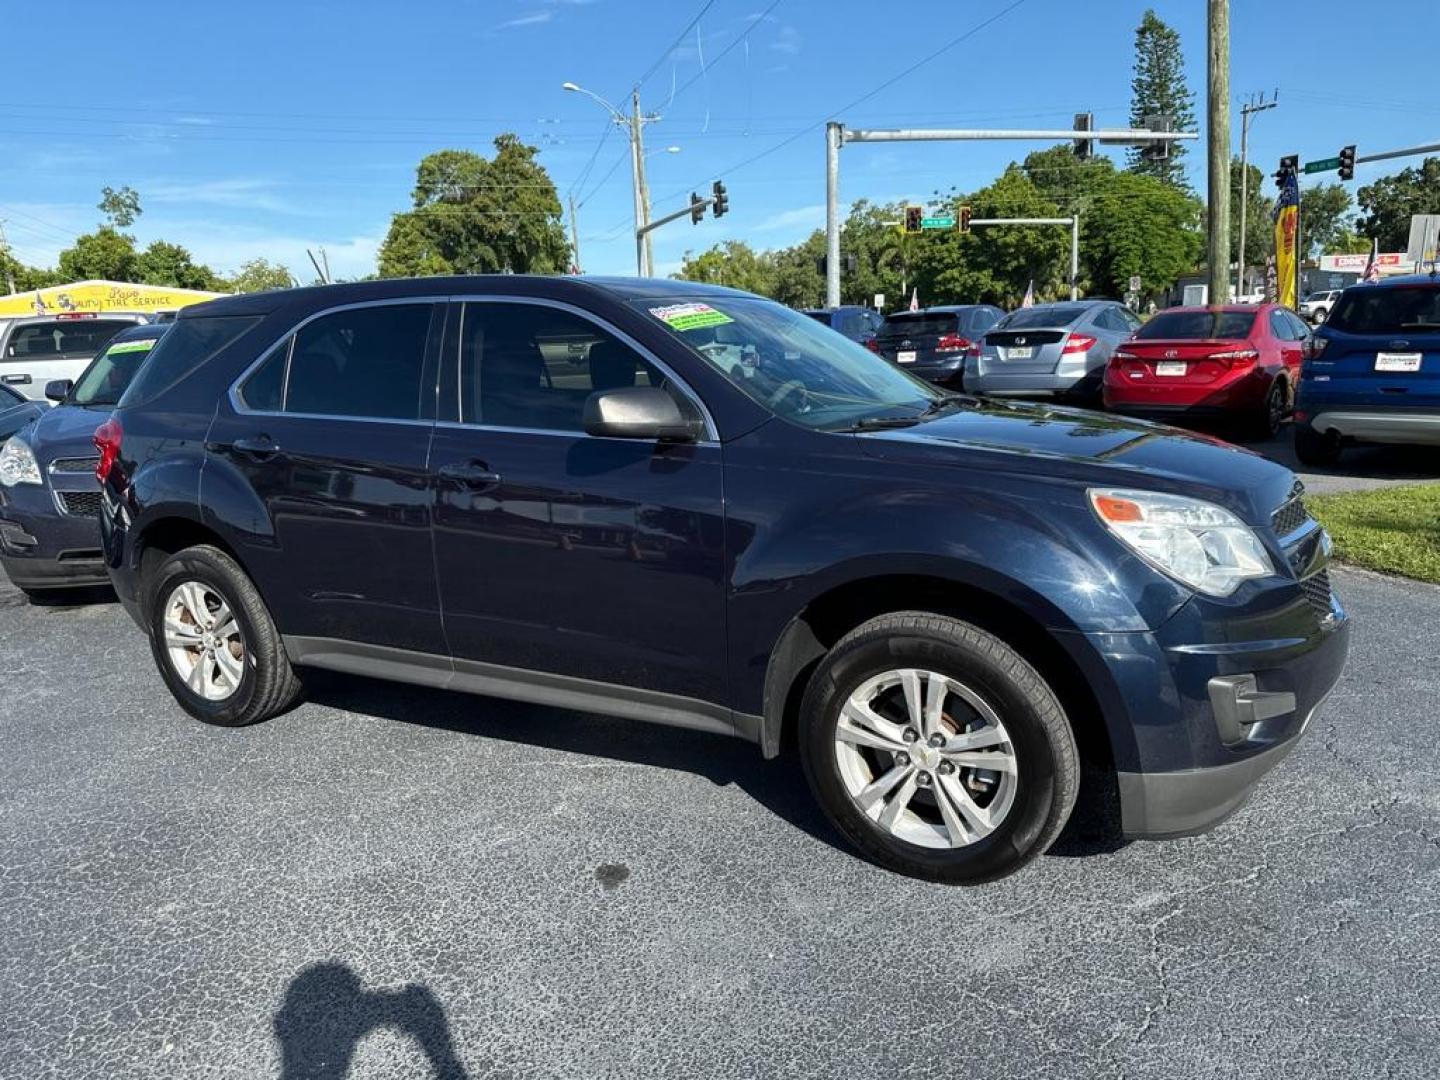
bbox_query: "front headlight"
[1089,488,1273,597]
[0,437,41,487]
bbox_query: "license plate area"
[896,350,917,364]
[1155,361,1187,376]
[1375,352,1422,373]
[1006,346,1033,360]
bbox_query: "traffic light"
[958,205,972,234]
[1338,144,1356,181]
[1140,113,1171,162]
[903,205,923,234]
[1275,154,1299,191]
[1073,112,1093,161]
[711,180,728,218]
[689,192,705,225]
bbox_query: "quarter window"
[280,304,433,421]
[458,302,692,432]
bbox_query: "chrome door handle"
[437,462,502,489]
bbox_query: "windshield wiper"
[842,395,972,431]
[916,393,971,419]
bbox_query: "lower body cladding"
[0,484,109,592]
[1064,576,1350,838]
[1302,408,1440,446]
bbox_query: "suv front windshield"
[633,296,944,430]
[69,334,162,406]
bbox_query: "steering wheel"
[767,379,808,413]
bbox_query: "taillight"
[965,340,983,359]
[1111,349,1138,362]
[94,417,123,487]
[1062,334,1097,355]
[863,337,880,353]
[935,333,973,354]
[1302,336,1329,361]
[1207,348,1260,369]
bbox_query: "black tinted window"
[1135,309,1257,340]
[120,315,262,406]
[239,338,289,412]
[881,313,959,337]
[3,319,136,361]
[284,304,433,420]
[997,305,1089,330]
[460,302,675,431]
[804,311,833,327]
[1327,286,1440,334]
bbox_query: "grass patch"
[1306,484,1440,584]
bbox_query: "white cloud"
[754,204,824,233]
[768,24,801,55]
[144,178,297,215]
[495,10,553,29]
[153,221,382,280]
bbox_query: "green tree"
[1085,171,1203,299]
[675,240,775,295]
[769,231,826,308]
[98,185,142,228]
[57,226,139,281]
[1229,158,1274,270]
[378,136,570,277]
[135,240,221,290]
[226,258,295,293]
[1127,9,1195,188]
[1300,182,1357,258]
[1356,157,1440,250]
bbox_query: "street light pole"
[564,81,661,277]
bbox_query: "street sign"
[921,215,957,230]
[873,293,885,310]
[1304,157,1341,174]
[1128,274,1142,292]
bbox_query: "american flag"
[908,287,919,312]
[1020,280,1035,308]
[1362,238,1381,283]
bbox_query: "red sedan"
[1103,304,1310,438]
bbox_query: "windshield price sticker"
[107,339,158,355]
[649,303,734,331]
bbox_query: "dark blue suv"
[98,277,1350,882]
[1295,274,1440,465]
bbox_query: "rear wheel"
[1251,379,1287,440]
[144,544,301,726]
[799,612,1078,883]
[1294,422,1343,467]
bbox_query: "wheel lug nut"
[916,772,932,787]
[938,760,955,776]
[902,729,919,743]
[895,752,910,767]
[927,733,946,749]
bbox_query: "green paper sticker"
[107,339,157,355]
[648,302,734,332]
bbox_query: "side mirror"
[44,379,72,404]
[583,386,704,442]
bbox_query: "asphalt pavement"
[1,567,1437,1080]
[1230,423,1440,495]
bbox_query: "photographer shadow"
[275,962,469,1080]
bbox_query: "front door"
[205,300,445,655]
[429,298,729,708]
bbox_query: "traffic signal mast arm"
[638,181,728,244]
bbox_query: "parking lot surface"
[1,567,1437,1079]
[1238,426,1440,495]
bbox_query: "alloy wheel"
[833,668,1018,849]
[161,580,247,702]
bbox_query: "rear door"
[209,299,446,654]
[428,296,729,706]
[1316,284,1440,409]
[0,316,139,401]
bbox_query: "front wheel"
[145,544,302,727]
[799,612,1079,883]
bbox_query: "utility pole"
[568,193,582,274]
[1206,0,1231,305]
[632,88,656,277]
[562,82,660,277]
[0,221,16,295]
[1236,91,1277,300]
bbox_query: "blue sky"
[2,0,1436,282]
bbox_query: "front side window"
[458,302,693,432]
[634,296,944,431]
[282,304,433,420]
[69,334,163,406]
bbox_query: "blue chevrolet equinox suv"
[98,277,1350,882]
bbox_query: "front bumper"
[1306,409,1440,446]
[0,483,109,590]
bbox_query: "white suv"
[0,313,149,401]
[1300,290,1341,322]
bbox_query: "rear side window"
[881,313,958,337]
[120,316,262,406]
[1327,286,1440,335]
[280,304,434,421]
[3,319,136,360]
[1135,310,1257,340]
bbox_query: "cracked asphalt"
[1,566,1437,1079]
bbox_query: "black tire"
[1294,422,1343,467]
[144,544,301,727]
[799,612,1079,884]
[1251,379,1287,440]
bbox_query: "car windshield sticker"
[648,303,734,332]
[107,339,157,355]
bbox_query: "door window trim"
[227,297,445,426]
[438,294,719,444]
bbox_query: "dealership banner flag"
[1273,169,1299,308]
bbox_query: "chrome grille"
[58,491,102,517]
[1299,568,1333,622]
[50,456,99,474]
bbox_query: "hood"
[856,398,1295,524]
[27,403,110,463]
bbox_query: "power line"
[665,0,785,108]
[635,0,721,90]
